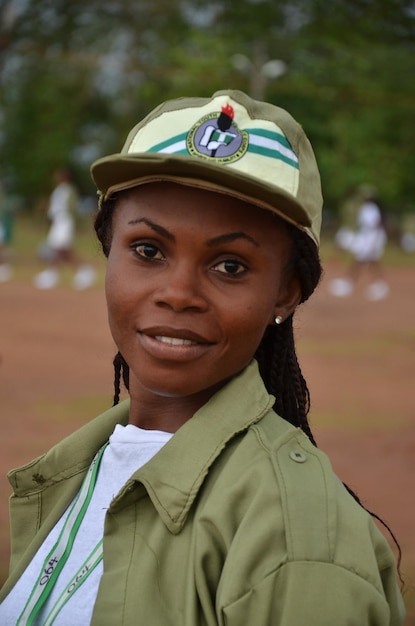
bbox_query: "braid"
[95,197,130,406]
[255,224,322,440]
[112,352,130,406]
[113,352,122,407]
[343,483,403,586]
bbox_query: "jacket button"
[289,450,307,463]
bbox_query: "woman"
[0,90,404,624]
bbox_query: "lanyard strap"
[43,539,103,626]
[17,444,107,626]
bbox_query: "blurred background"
[0,0,414,622]
[1,0,415,224]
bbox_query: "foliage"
[1,0,414,219]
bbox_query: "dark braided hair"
[94,193,403,582]
[95,193,130,406]
[254,222,320,442]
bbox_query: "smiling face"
[105,182,300,430]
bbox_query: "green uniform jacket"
[0,362,405,625]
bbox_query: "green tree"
[1,0,414,218]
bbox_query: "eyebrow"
[127,217,175,241]
[127,219,259,248]
[206,232,259,248]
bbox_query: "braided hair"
[254,222,321,443]
[94,194,130,406]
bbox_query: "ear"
[272,275,302,325]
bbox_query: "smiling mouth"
[155,336,198,346]
[138,329,213,362]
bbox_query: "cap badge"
[187,104,248,163]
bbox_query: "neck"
[127,378,226,432]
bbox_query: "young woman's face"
[105,183,299,412]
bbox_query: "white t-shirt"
[0,424,173,625]
[46,183,76,250]
[351,201,387,262]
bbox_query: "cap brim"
[91,153,311,230]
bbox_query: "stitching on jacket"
[35,492,42,533]
[221,559,391,613]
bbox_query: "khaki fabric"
[1,361,405,625]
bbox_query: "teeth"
[155,336,196,346]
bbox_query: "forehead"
[113,182,290,241]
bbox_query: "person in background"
[0,90,405,625]
[329,184,389,301]
[33,167,96,290]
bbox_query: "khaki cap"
[91,89,323,245]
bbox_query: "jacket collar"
[128,360,275,533]
[9,361,274,533]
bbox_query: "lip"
[140,326,212,344]
[138,326,215,362]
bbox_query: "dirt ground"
[0,258,414,622]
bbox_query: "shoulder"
[229,411,395,580]
[201,411,400,613]
[8,400,130,497]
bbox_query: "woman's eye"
[213,259,246,275]
[134,243,164,260]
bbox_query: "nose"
[154,263,209,313]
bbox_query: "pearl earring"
[275,315,283,325]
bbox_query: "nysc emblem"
[187,103,248,163]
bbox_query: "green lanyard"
[17,444,107,626]
[43,539,103,626]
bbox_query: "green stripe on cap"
[146,132,188,154]
[247,129,299,169]
[245,127,293,151]
[247,143,299,169]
